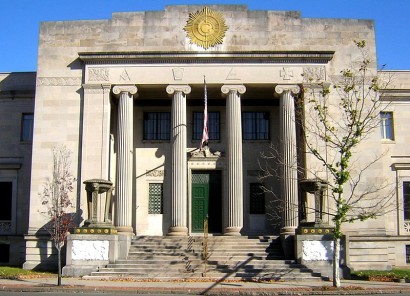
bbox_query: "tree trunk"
[333,237,341,288]
[57,247,62,286]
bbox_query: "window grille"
[250,183,265,214]
[406,245,410,264]
[148,183,163,214]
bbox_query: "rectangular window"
[250,183,265,214]
[0,182,12,221]
[148,183,163,214]
[0,244,9,263]
[407,245,410,264]
[242,112,269,140]
[404,182,410,221]
[143,112,171,140]
[193,112,220,141]
[21,113,34,142]
[380,112,394,140]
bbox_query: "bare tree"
[39,145,76,286]
[260,40,395,288]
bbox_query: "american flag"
[200,76,209,150]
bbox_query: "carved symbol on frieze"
[226,68,240,80]
[88,68,109,82]
[120,69,131,81]
[280,67,294,80]
[172,68,184,80]
[302,66,326,83]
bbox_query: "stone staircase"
[84,236,326,281]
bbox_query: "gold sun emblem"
[184,7,228,49]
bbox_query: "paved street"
[0,276,409,295]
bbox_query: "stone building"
[0,5,410,274]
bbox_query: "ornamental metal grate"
[148,183,163,214]
[407,245,410,264]
[250,183,265,214]
[192,173,209,184]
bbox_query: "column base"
[116,226,134,235]
[281,226,297,235]
[224,226,242,236]
[167,226,188,236]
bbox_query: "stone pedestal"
[295,233,350,280]
[62,234,131,277]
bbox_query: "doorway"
[191,170,222,233]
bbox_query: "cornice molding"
[78,51,334,65]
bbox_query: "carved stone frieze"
[88,68,110,82]
[146,170,165,177]
[37,77,82,86]
[302,66,326,83]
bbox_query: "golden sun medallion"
[184,7,228,49]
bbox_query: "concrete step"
[84,235,324,282]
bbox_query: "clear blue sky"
[1,0,409,72]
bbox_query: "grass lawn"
[0,266,56,279]
[352,269,410,282]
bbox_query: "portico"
[77,52,326,237]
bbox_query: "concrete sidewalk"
[0,276,409,295]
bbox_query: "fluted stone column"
[166,85,191,236]
[113,85,137,234]
[222,85,246,236]
[275,85,300,235]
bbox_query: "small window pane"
[144,112,170,140]
[404,182,410,221]
[242,112,269,140]
[21,113,34,142]
[149,183,163,214]
[250,183,265,214]
[193,112,220,140]
[380,112,394,140]
[0,182,12,220]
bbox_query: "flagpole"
[200,75,209,150]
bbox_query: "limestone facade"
[0,5,409,271]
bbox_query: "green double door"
[191,170,222,233]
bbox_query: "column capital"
[166,84,191,95]
[221,84,246,95]
[275,84,300,95]
[112,85,138,96]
